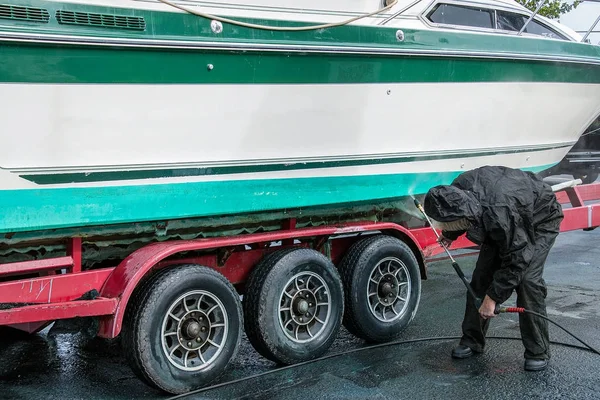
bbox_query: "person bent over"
[424,165,563,371]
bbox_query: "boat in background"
[539,115,600,184]
[1,0,600,250]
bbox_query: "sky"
[559,0,600,43]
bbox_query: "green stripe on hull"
[0,164,553,234]
[20,144,573,185]
[1,1,600,84]
[3,41,600,84]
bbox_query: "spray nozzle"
[413,198,426,214]
[413,198,421,209]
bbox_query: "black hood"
[423,185,482,223]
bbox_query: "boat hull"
[2,0,600,234]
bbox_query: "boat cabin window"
[427,3,494,29]
[426,2,568,40]
[496,10,567,40]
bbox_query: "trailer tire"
[243,248,344,365]
[339,235,421,343]
[122,265,242,394]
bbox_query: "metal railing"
[580,0,600,42]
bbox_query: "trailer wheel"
[243,248,344,365]
[122,265,242,394]
[339,235,421,343]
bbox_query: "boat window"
[496,10,567,40]
[525,19,567,40]
[427,3,494,29]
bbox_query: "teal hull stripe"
[19,144,573,185]
[0,164,554,234]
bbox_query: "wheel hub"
[378,274,399,302]
[295,299,309,314]
[178,311,211,350]
[291,290,316,325]
[182,319,201,339]
[278,272,331,343]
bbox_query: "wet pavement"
[1,228,599,400]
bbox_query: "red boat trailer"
[1,181,598,393]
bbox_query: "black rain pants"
[458,226,560,360]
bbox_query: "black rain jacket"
[424,166,564,303]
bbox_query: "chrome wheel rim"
[161,290,228,371]
[367,257,411,322]
[278,272,331,344]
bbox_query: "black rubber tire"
[243,248,344,365]
[339,235,421,343]
[121,265,242,394]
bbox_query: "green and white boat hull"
[1,0,600,235]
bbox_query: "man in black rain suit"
[423,165,564,371]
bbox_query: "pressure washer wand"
[412,198,486,309]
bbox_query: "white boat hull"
[2,81,595,189]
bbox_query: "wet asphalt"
[1,227,599,400]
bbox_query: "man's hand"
[479,295,497,319]
[438,234,454,248]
